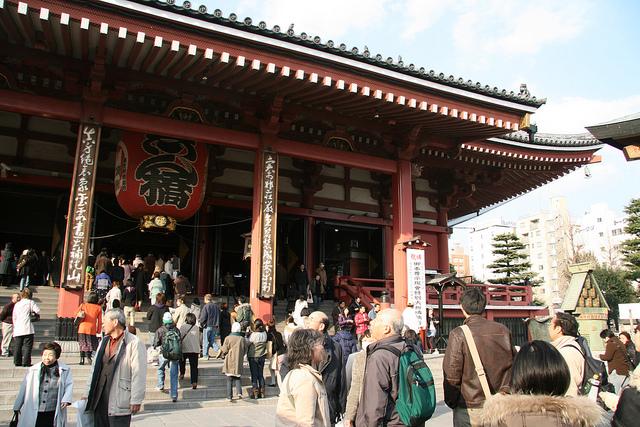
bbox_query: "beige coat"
[480,393,604,427]
[552,336,584,397]
[179,323,200,354]
[85,331,147,417]
[344,350,366,422]
[221,333,249,376]
[276,364,331,427]
[173,304,190,329]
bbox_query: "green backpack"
[371,344,436,426]
[161,328,183,361]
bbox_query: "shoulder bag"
[460,324,492,399]
[29,300,40,323]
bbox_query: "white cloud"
[535,94,640,133]
[452,0,591,60]
[399,0,452,40]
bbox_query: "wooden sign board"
[259,151,278,298]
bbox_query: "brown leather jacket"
[599,336,631,376]
[443,315,516,409]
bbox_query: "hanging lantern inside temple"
[114,132,209,232]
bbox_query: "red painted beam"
[270,138,396,174]
[0,89,81,121]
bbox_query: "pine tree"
[621,198,640,280]
[487,232,536,285]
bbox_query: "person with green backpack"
[153,312,181,402]
[355,309,436,426]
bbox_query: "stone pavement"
[124,400,453,427]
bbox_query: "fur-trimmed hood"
[480,393,605,427]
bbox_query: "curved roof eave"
[489,131,603,151]
[98,0,544,113]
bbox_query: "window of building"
[597,218,602,223]
[539,265,544,271]
[599,232,604,237]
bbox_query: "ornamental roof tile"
[496,131,601,148]
[126,0,546,108]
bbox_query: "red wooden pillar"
[392,159,413,310]
[196,205,212,296]
[437,208,450,273]
[305,217,316,275]
[249,149,274,322]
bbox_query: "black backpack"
[564,337,611,395]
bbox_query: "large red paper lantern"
[114,132,208,231]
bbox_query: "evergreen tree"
[592,266,638,320]
[487,232,536,285]
[621,198,640,280]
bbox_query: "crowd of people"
[0,243,53,289]
[3,245,640,426]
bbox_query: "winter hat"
[162,312,173,324]
[231,322,241,333]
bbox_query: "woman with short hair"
[248,318,268,399]
[76,292,102,365]
[13,342,73,427]
[276,328,330,427]
[480,340,604,426]
[179,312,200,389]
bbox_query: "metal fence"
[436,317,529,350]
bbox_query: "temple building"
[0,0,603,341]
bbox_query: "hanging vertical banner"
[60,124,101,290]
[406,248,427,328]
[259,151,279,298]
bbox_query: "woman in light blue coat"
[13,342,73,427]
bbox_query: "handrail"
[336,276,534,306]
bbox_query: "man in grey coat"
[355,309,405,426]
[85,309,146,427]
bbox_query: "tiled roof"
[127,0,546,108]
[495,131,601,148]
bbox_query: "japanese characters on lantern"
[61,124,101,289]
[406,248,427,328]
[115,133,208,226]
[259,151,279,298]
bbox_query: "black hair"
[600,329,615,339]
[112,299,121,309]
[511,340,570,396]
[238,295,247,304]
[553,312,578,337]
[404,328,420,346]
[43,341,62,359]
[185,312,197,326]
[460,287,486,315]
[287,328,324,370]
[253,318,266,333]
[192,297,200,306]
[87,291,99,304]
[300,307,311,317]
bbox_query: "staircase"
[0,286,280,423]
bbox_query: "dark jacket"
[613,386,640,427]
[220,308,231,335]
[0,301,15,324]
[111,265,124,282]
[122,286,137,307]
[355,334,405,426]
[600,336,631,376]
[294,269,308,292]
[94,254,113,276]
[320,333,345,424]
[199,302,220,328]
[0,247,15,275]
[146,304,169,333]
[332,330,358,366]
[443,315,516,409]
[152,324,175,348]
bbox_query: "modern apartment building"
[468,221,515,282]
[450,243,471,277]
[576,203,630,268]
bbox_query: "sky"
[198,0,640,242]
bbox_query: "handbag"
[9,412,18,427]
[306,288,314,304]
[29,301,40,322]
[461,325,493,399]
[74,304,86,327]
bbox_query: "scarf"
[39,361,59,383]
